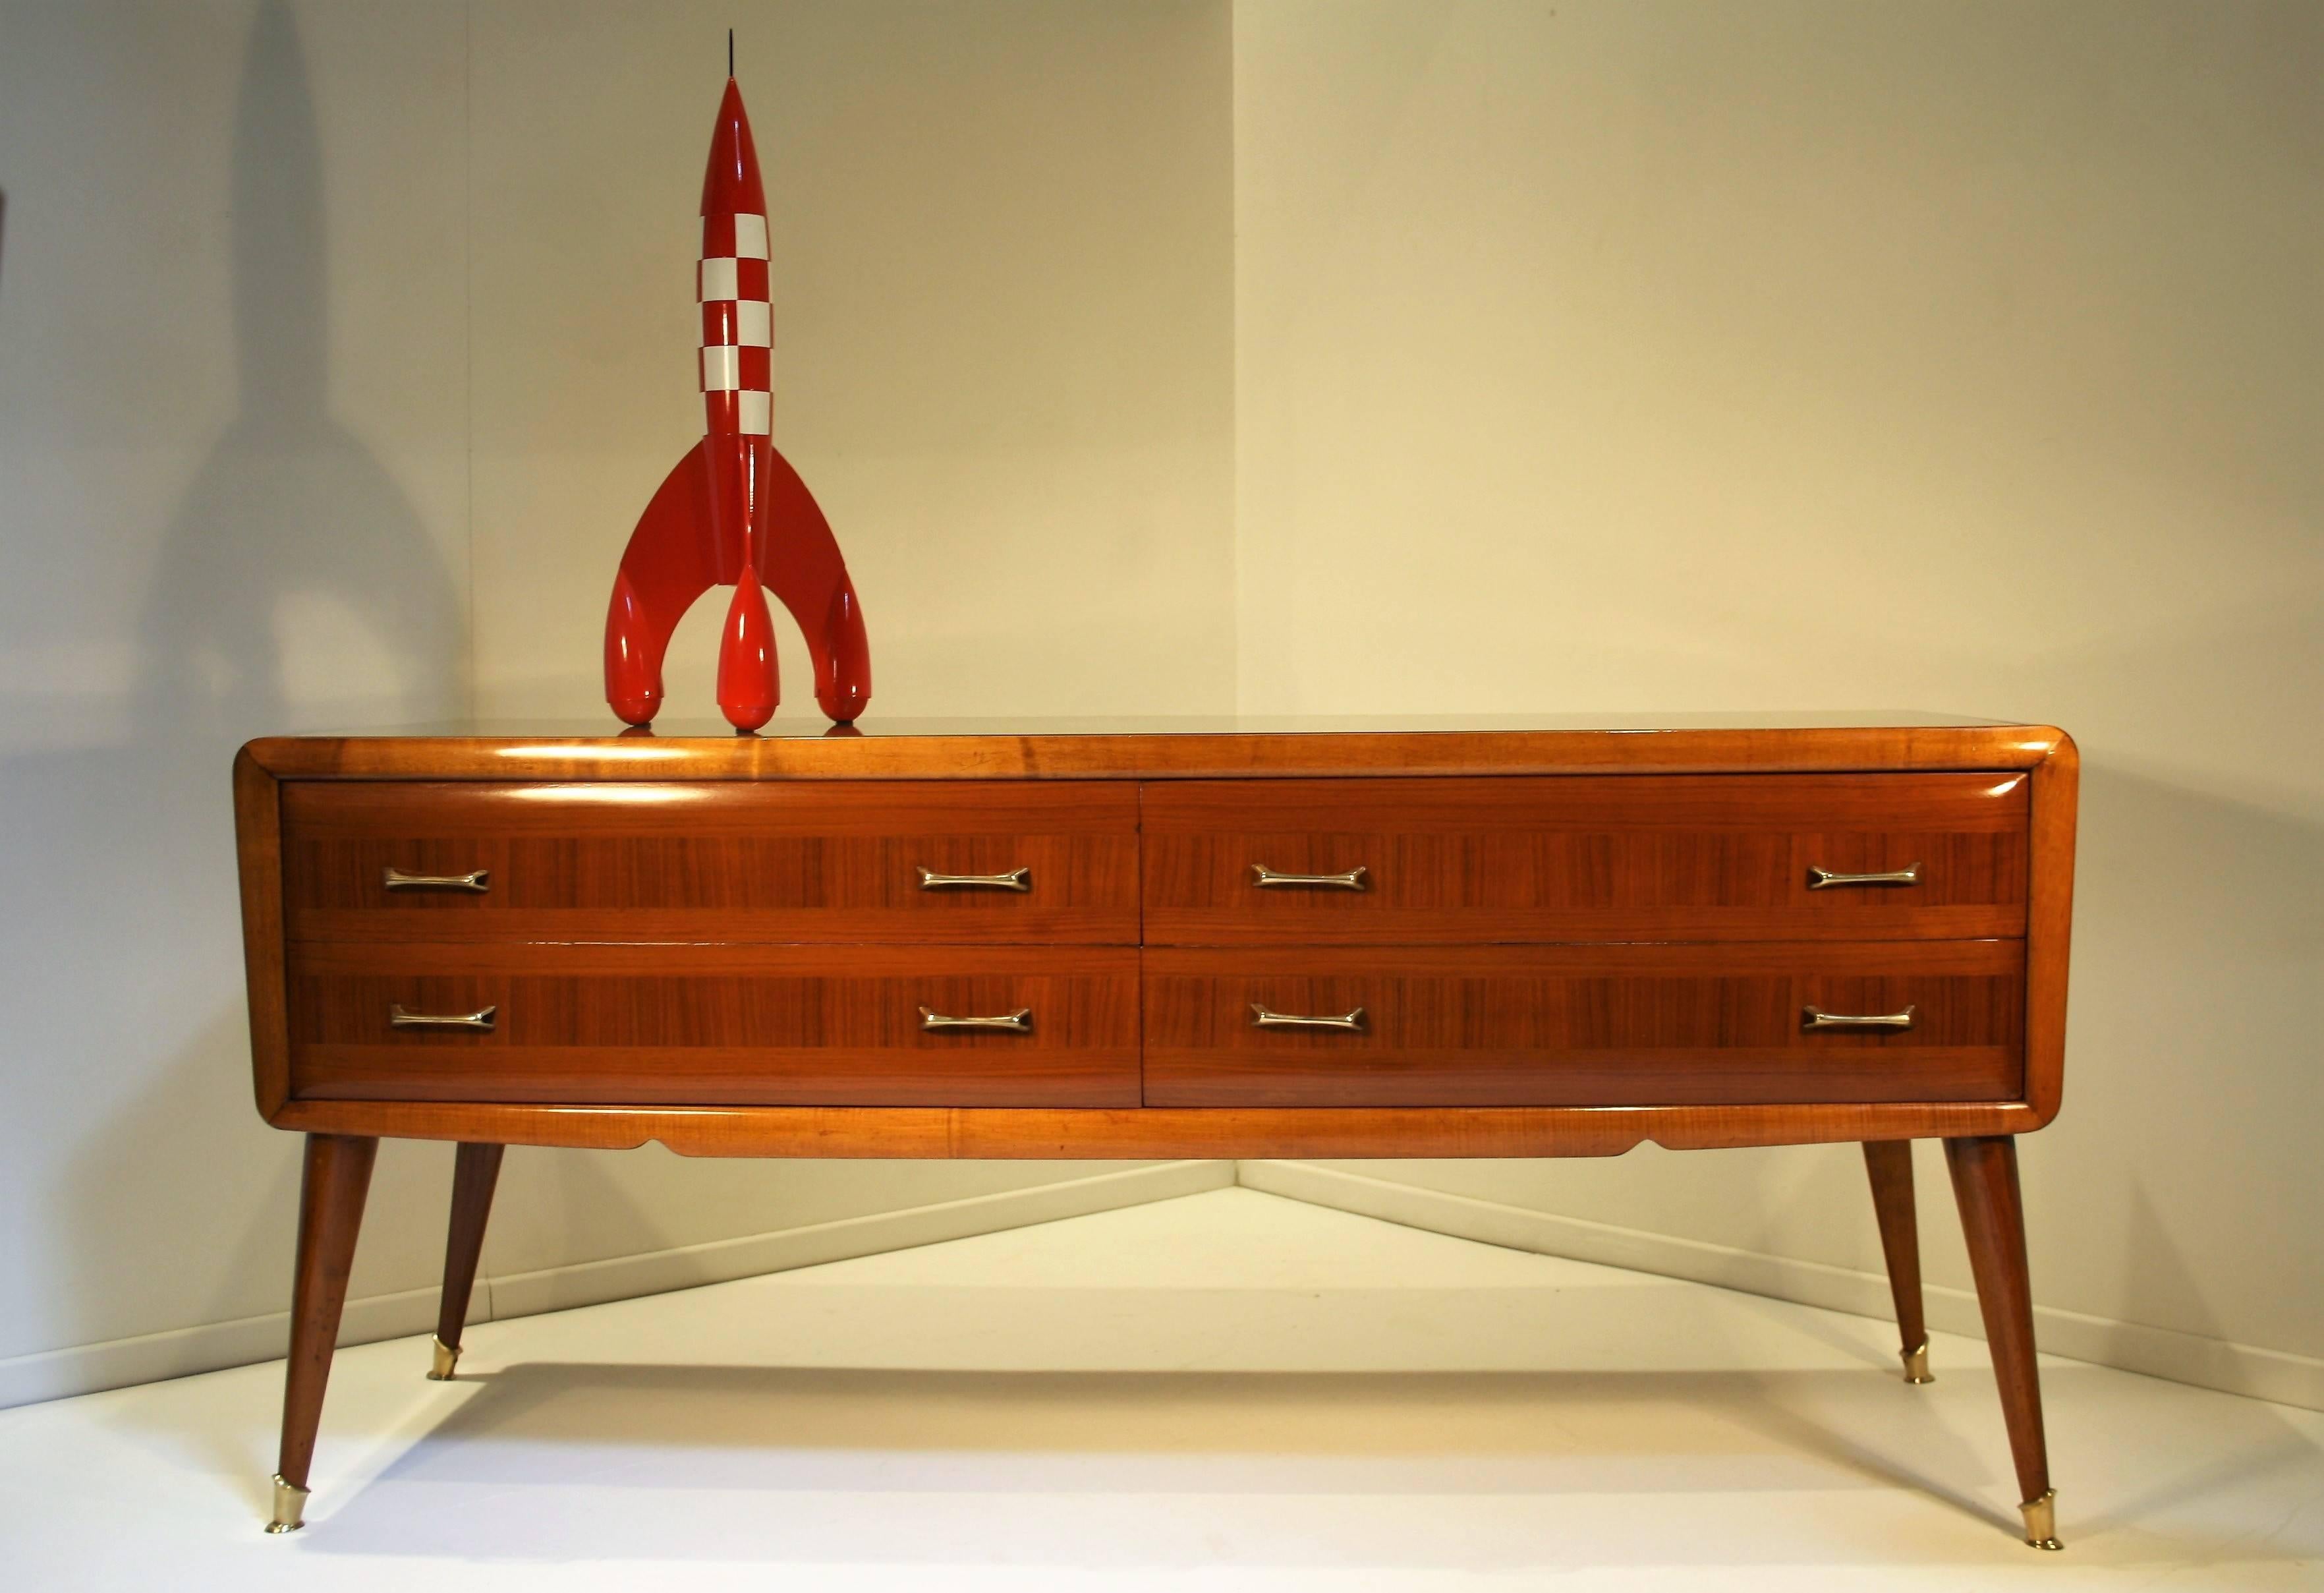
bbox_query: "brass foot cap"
[2020,1488,2062,1550]
[266,1473,309,1534]
[426,1335,461,1381]
[1900,1343,1933,1384]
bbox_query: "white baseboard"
[0,1160,1233,1410]
[1239,1160,2324,1414]
[484,1159,1233,1319]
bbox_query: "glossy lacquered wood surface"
[283,781,1139,946]
[236,749,295,1118]
[1863,1140,1929,1361]
[1143,942,2022,1107]
[275,1134,375,1493]
[288,944,1141,1107]
[243,722,2071,783]
[2023,736,2078,1124]
[1143,774,2027,944]
[434,1143,503,1355]
[237,722,2079,1550]
[267,1097,2048,1158]
[235,722,2078,1151]
[1946,1136,2053,1509]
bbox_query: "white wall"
[3,0,2313,1412]
[468,0,1238,720]
[1234,0,2322,1403]
[0,0,478,1399]
[0,0,1235,1403]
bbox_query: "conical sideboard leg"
[1861,1140,1933,1383]
[1944,1135,2062,1550]
[268,1134,377,1534]
[428,1142,505,1382]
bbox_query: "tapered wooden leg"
[1861,1140,1931,1382]
[428,1142,505,1381]
[1944,1134,2061,1550]
[269,1133,378,1533]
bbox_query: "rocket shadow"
[34,0,467,1415]
[136,0,463,739]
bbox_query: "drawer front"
[288,944,1139,1106]
[283,781,1139,944]
[1141,774,2028,944]
[1144,942,2024,1107]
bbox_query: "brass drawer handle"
[1803,1004,1917,1031]
[1251,1002,1367,1032]
[917,867,1032,892]
[919,1005,1033,1033]
[389,1004,497,1032]
[1251,865,1369,892]
[383,867,490,894]
[1807,862,1923,890]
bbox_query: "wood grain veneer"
[1142,941,2023,1107]
[283,780,1139,946]
[1863,1140,1929,1368]
[1947,1135,2055,1519]
[233,718,2078,1546]
[273,1134,374,1497]
[1143,774,2027,944]
[432,1142,503,1364]
[241,722,2070,783]
[288,944,1141,1107]
[235,722,2080,1147]
[264,1097,2050,1159]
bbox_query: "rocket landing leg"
[604,442,716,727]
[603,439,872,728]
[763,446,872,724]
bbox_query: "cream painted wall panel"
[6,0,2308,1407]
[0,0,472,1363]
[459,0,1238,1277]
[1235,1,2321,1364]
[0,0,1238,1389]
[467,0,1238,724]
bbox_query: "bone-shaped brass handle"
[1250,1002,1367,1032]
[389,1004,497,1031]
[1251,865,1369,891]
[917,867,1032,892]
[1807,863,1923,890]
[1803,1004,1917,1031]
[919,1006,1034,1033]
[383,867,490,893]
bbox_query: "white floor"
[1,1189,2317,1591]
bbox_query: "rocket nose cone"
[701,77,767,216]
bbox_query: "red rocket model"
[603,74,871,730]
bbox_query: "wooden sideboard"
[233,715,2077,1548]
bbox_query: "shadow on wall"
[16,3,465,1377]
[139,0,463,736]
[2061,759,2324,1360]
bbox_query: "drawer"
[282,781,1139,944]
[1143,942,2024,1107]
[287,944,1139,1107]
[1141,774,2027,944]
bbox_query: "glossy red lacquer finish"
[603,76,872,730]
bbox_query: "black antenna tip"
[727,29,734,78]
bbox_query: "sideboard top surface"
[241,714,2070,782]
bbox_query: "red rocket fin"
[762,446,872,723]
[604,440,718,726]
